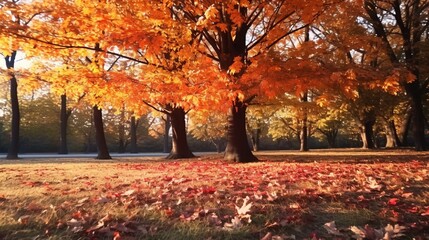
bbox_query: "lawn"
[0,150,428,240]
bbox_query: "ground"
[0,149,428,240]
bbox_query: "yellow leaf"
[228,57,243,75]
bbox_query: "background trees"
[363,0,429,150]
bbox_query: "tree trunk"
[224,101,258,162]
[59,94,71,154]
[6,51,19,160]
[326,131,337,148]
[166,107,194,159]
[300,29,310,152]
[360,120,375,149]
[84,117,94,153]
[251,128,261,152]
[118,107,126,153]
[163,114,171,153]
[93,106,111,159]
[385,120,398,148]
[320,129,338,148]
[211,139,222,153]
[398,107,412,146]
[129,116,138,153]
[406,81,427,150]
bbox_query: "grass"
[0,149,428,239]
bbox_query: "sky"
[0,51,32,70]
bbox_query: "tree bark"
[118,107,126,153]
[93,106,111,159]
[224,101,258,162]
[327,130,337,148]
[211,139,223,153]
[319,128,338,148]
[163,114,171,153]
[251,128,261,152]
[406,81,427,150]
[360,119,375,149]
[299,92,309,152]
[59,94,71,154]
[300,28,310,152]
[385,120,398,148]
[129,116,138,153]
[6,51,19,160]
[166,107,194,159]
[398,107,412,146]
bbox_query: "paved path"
[0,152,219,159]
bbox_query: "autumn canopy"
[0,0,428,160]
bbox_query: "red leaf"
[163,176,173,181]
[164,207,174,217]
[202,186,216,194]
[113,231,121,240]
[388,198,399,206]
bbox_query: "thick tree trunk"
[360,120,375,149]
[129,116,138,153]
[406,81,427,150]
[385,120,398,148]
[6,51,19,160]
[163,114,171,153]
[93,106,111,159]
[59,94,71,154]
[166,107,194,159]
[224,101,258,162]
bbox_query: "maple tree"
[362,0,428,151]
[166,0,346,162]
[0,0,52,159]
[2,0,427,157]
[296,0,418,150]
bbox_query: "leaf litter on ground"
[0,154,428,239]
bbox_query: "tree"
[189,110,227,153]
[246,105,276,152]
[19,91,59,152]
[4,51,19,159]
[0,0,49,159]
[363,0,428,150]
[168,0,341,162]
[59,94,72,154]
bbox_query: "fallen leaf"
[384,224,406,238]
[388,198,399,206]
[224,216,242,230]
[323,221,343,236]
[78,197,89,204]
[236,196,252,215]
[202,186,216,194]
[67,218,84,228]
[121,189,136,196]
[401,192,413,198]
[18,215,31,225]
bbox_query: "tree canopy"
[0,0,428,159]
